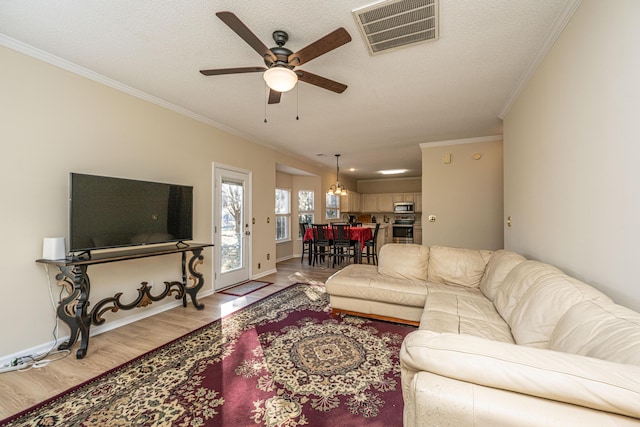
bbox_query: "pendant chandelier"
[328,154,347,196]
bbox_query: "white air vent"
[353,0,439,55]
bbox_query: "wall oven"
[392,216,415,243]
[392,224,414,243]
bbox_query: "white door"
[213,164,252,290]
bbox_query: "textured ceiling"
[0,0,575,179]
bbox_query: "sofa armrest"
[400,330,640,419]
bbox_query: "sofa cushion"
[326,264,429,308]
[326,264,378,289]
[495,261,611,348]
[424,282,489,298]
[426,246,492,288]
[423,289,495,320]
[378,243,430,281]
[549,300,640,365]
[420,290,514,342]
[478,250,526,301]
[419,310,515,342]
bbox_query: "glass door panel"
[214,165,251,289]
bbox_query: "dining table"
[303,225,373,264]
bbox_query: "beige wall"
[0,45,335,359]
[504,0,640,310]
[357,177,421,194]
[421,138,504,250]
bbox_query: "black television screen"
[69,173,193,253]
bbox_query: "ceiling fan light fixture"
[263,66,298,92]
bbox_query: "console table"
[36,243,213,359]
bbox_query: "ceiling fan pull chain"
[264,81,268,123]
[296,84,300,121]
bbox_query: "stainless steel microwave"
[393,202,414,213]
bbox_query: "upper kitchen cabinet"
[340,191,361,212]
[392,193,415,203]
[362,194,378,212]
[378,194,394,212]
[362,193,394,212]
[414,193,422,212]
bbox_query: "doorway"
[213,164,252,290]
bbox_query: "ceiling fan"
[200,11,352,104]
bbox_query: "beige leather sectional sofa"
[325,243,640,426]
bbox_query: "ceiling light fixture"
[328,154,348,196]
[379,169,408,175]
[263,66,298,92]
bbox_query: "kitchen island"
[360,223,391,260]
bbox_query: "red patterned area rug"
[1,283,416,427]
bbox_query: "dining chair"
[364,223,381,265]
[331,224,356,267]
[311,224,332,267]
[299,222,313,265]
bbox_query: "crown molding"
[420,135,503,149]
[357,176,422,184]
[498,0,582,119]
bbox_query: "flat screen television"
[69,173,193,253]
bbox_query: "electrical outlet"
[258,263,261,269]
[267,253,270,260]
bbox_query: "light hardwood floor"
[0,257,342,420]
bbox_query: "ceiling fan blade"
[288,28,351,66]
[200,67,266,76]
[268,89,282,104]
[216,11,276,64]
[296,70,347,94]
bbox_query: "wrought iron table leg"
[55,265,91,359]
[181,252,188,308]
[185,248,205,310]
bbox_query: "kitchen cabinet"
[362,194,378,212]
[414,225,422,245]
[393,193,415,203]
[361,192,422,213]
[378,194,394,212]
[383,224,391,247]
[363,194,394,212]
[414,193,422,213]
[340,191,360,212]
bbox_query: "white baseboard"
[277,254,297,263]
[0,288,216,367]
[252,268,277,280]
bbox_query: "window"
[275,188,290,242]
[326,193,340,220]
[298,190,314,238]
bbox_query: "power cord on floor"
[0,265,72,374]
[0,349,71,373]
